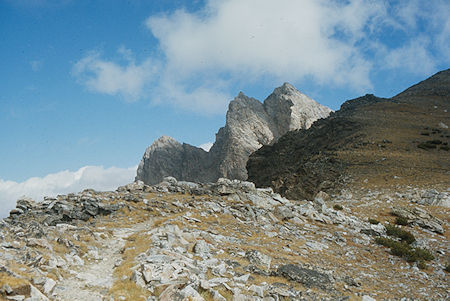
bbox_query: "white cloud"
[72,0,449,114]
[146,0,380,89]
[73,49,157,101]
[199,142,213,152]
[0,165,136,219]
[384,38,436,75]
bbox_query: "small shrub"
[385,225,416,244]
[440,145,449,151]
[420,132,430,136]
[445,264,450,273]
[368,218,380,225]
[333,204,343,211]
[406,247,434,262]
[375,237,434,263]
[429,139,442,144]
[395,216,409,226]
[417,261,427,270]
[417,142,437,150]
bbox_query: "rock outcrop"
[1,178,448,300]
[136,83,332,184]
[247,69,450,201]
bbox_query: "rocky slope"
[247,69,450,201]
[136,83,331,185]
[0,178,448,300]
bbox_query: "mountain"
[247,69,450,201]
[1,72,449,301]
[136,83,331,184]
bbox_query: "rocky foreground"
[0,178,448,300]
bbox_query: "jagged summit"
[136,83,332,185]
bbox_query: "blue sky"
[0,0,449,216]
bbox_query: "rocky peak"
[136,83,332,184]
[264,82,333,137]
[144,135,181,153]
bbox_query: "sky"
[0,0,449,217]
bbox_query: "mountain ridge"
[247,69,450,200]
[136,83,331,184]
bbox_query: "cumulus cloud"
[73,49,157,101]
[147,0,380,89]
[72,0,448,114]
[0,165,136,218]
[199,142,213,152]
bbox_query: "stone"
[2,284,13,295]
[28,284,49,301]
[193,240,210,257]
[277,264,331,290]
[136,83,331,185]
[177,285,204,301]
[43,278,56,295]
[391,207,444,234]
[245,250,272,269]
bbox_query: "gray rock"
[193,240,210,257]
[28,284,49,301]
[43,278,56,295]
[245,250,272,269]
[277,264,331,290]
[136,84,331,185]
[391,206,444,234]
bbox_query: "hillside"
[0,178,448,300]
[247,69,450,201]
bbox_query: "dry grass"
[109,230,152,300]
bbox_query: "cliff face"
[247,69,450,201]
[136,83,331,185]
[135,136,214,185]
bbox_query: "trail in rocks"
[53,220,154,301]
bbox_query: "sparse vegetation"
[445,264,450,273]
[385,224,415,244]
[333,204,343,210]
[368,218,380,225]
[417,141,437,149]
[394,216,409,226]
[375,237,434,264]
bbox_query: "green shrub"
[440,145,449,151]
[385,224,416,244]
[333,204,343,211]
[417,142,437,149]
[429,139,442,144]
[406,247,434,262]
[417,261,427,270]
[445,264,450,273]
[368,218,380,225]
[395,216,409,226]
[375,237,434,263]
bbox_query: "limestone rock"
[136,84,331,184]
[277,264,331,290]
[391,206,444,234]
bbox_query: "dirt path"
[53,221,153,301]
